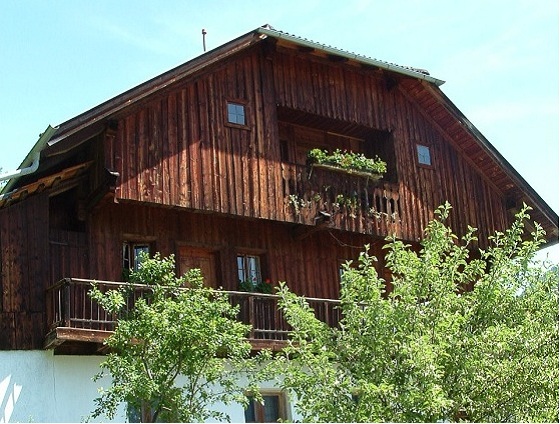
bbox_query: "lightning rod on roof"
[202,28,207,52]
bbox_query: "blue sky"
[0,0,557,259]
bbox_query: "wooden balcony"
[45,278,341,353]
[282,163,402,237]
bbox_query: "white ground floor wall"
[0,350,296,423]
[0,350,122,422]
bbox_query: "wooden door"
[178,246,218,288]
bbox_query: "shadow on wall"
[0,375,22,423]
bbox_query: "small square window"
[416,144,432,166]
[227,102,246,126]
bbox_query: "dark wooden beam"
[44,327,113,349]
[360,63,380,72]
[249,338,287,352]
[297,45,315,54]
[292,214,332,241]
[327,54,348,63]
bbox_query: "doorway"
[178,246,218,288]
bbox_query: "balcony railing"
[45,278,342,349]
[282,162,401,236]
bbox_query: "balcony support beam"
[44,327,112,349]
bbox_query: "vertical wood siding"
[272,49,508,244]
[0,194,49,349]
[89,202,385,299]
[0,44,534,352]
[108,45,508,246]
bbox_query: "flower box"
[307,148,386,180]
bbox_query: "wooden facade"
[0,26,557,352]
[105,42,510,246]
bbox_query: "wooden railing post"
[273,296,279,340]
[248,295,255,339]
[63,278,71,328]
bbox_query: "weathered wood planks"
[108,44,509,246]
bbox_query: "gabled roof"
[1,25,557,244]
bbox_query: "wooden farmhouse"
[1,25,558,356]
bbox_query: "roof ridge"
[258,24,437,80]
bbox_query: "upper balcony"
[45,278,342,354]
[277,109,402,239]
[282,162,401,238]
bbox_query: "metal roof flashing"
[256,26,445,86]
[0,125,58,196]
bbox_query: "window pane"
[237,254,264,292]
[123,243,131,270]
[263,395,280,422]
[235,104,245,122]
[247,256,257,280]
[416,144,431,166]
[227,102,246,125]
[244,397,257,423]
[244,393,285,423]
[133,245,150,270]
[126,403,141,423]
[237,256,247,282]
[247,255,261,283]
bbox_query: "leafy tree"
[89,253,257,423]
[274,204,559,422]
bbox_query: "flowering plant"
[308,148,386,176]
[239,277,273,294]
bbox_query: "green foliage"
[308,148,387,175]
[89,253,257,423]
[239,278,274,294]
[273,203,559,422]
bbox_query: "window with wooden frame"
[237,253,262,289]
[122,242,151,276]
[244,391,288,423]
[416,144,432,167]
[226,100,248,127]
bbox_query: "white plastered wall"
[0,350,300,423]
[0,350,123,423]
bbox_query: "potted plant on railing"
[238,277,273,294]
[307,148,386,180]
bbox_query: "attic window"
[416,144,432,166]
[227,101,246,126]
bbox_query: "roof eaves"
[0,125,58,195]
[49,29,262,146]
[256,25,446,86]
[427,84,559,233]
[46,24,445,148]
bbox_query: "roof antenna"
[202,29,207,52]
